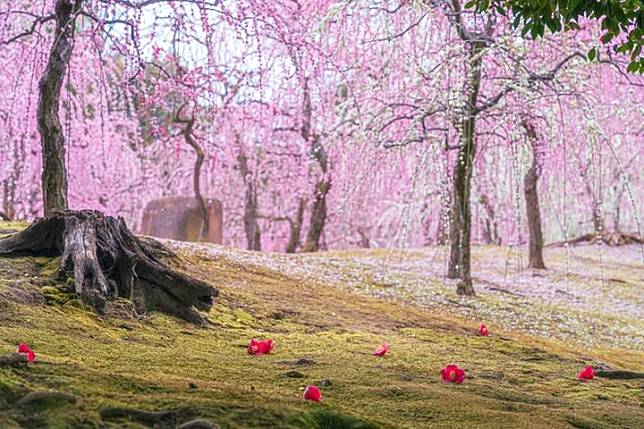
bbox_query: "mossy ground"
[0,223,642,428]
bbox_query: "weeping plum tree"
[445,4,492,294]
[0,1,641,266]
[0,0,276,319]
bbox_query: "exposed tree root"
[0,210,216,323]
[596,370,644,380]
[0,353,28,367]
[100,407,182,425]
[17,391,77,407]
[546,231,642,247]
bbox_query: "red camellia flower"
[303,385,322,402]
[577,365,596,381]
[373,342,389,357]
[259,339,274,354]
[17,343,36,362]
[440,365,465,384]
[479,324,489,337]
[247,338,274,355]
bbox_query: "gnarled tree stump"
[0,210,216,323]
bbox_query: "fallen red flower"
[303,385,322,402]
[260,339,274,354]
[247,338,274,355]
[479,324,489,337]
[440,364,465,384]
[373,342,389,357]
[577,365,596,381]
[17,343,36,362]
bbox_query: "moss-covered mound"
[0,223,642,428]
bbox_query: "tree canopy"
[466,0,644,72]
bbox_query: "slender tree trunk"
[38,0,83,215]
[590,197,604,234]
[176,110,209,240]
[577,160,605,235]
[421,201,433,245]
[357,226,370,248]
[447,210,461,278]
[285,198,305,253]
[237,149,261,251]
[524,170,546,269]
[2,179,16,221]
[613,181,625,232]
[447,42,483,296]
[299,78,331,253]
[302,137,331,253]
[479,194,499,245]
[521,117,546,269]
[302,179,330,252]
[437,189,450,246]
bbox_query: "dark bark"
[447,41,484,296]
[576,156,605,235]
[357,226,370,248]
[0,353,28,367]
[302,137,331,253]
[595,370,644,380]
[38,0,83,215]
[479,194,500,245]
[285,198,305,253]
[176,108,209,240]
[300,79,331,253]
[521,117,546,269]
[237,149,261,251]
[0,210,216,323]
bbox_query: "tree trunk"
[521,117,546,269]
[524,169,546,269]
[237,150,261,251]
[357,226,370,248]
[38,0,83,215]
[613,181,624,232]
[176,110,209,240]
[302,137,331,253]
[447,42,483,296]
[590,197,604,234]
[479,194,499,245]
[2,138,23,221]
[437,190,449,246]
[0,210,216,323]
[285,198,305,253]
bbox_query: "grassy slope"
[0,223,642,428]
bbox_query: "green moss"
[41,286,73,305]
[0,225,642,428]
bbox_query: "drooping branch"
[475,52,586,114]
[1,13,56,45]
